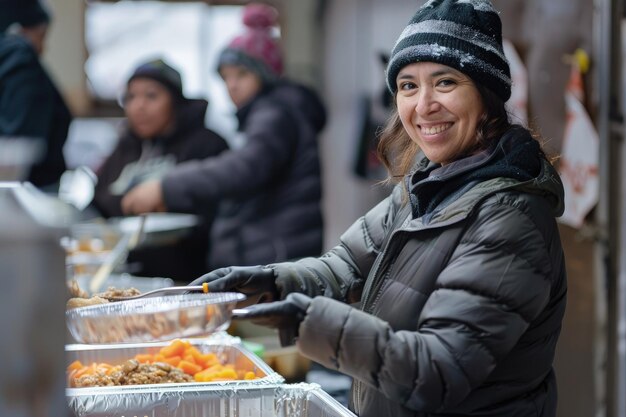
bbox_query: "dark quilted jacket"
[0,34,72,188]
[270,128,567,417]
[162,80,326,268]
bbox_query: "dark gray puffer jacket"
[270,128,567,417]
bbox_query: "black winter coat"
[162,80,326,268]
[93,99,228,281]
[0,34,72,188]
[270,128,567,417]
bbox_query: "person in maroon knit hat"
[217,2,283,88]
[122,3,327,269]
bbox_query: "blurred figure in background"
[122,3,326,269]
[0,0,73,189]
[93,59,229,281]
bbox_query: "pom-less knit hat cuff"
[386,0,511,102]
[127,59,184,98]
[217,48,279,84]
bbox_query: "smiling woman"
[186,1,568,417]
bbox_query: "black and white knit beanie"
[386,0,511,102]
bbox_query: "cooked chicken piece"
[66,296,109,310]
[67,279,89,299]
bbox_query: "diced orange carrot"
[67,360,83,372]
[215,368,237,379]
[244,371,257,380]
[162,356,182,367]
[159,339,186,358]
[134,353,154,363]
[73,367,91,379]
[200,352,219,367]
[182,354,197,365]
[185,346,203,362]
[178,360,203,375]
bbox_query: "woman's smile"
[419,122,453,137]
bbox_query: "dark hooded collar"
[406,126,544,219]
[235,83,274,130]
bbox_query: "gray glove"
[189,266,278,305]
[234,293,312,346]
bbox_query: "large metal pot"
[0,182,74,416]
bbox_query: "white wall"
[43,0,89,116]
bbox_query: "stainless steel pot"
[0,182,74,416]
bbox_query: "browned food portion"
[72,359,193,388]
[96,287,141,299]
[68,279,89,299]
[66,296,109,310]
[65,280,141,310]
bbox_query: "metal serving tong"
[102,283,209,301]
[89,214,147,294]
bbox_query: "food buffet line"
[0,182,356,417]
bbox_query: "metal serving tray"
[66,292,245,344]
[65,335,282,386]
[67,382,356,417]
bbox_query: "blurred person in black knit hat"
[183,1,567,416]
[92,58,229,282]
[121,3,327,270]
[0,0,73,189]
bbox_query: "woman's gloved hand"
[234,293,312,346]
[189,266,278,305]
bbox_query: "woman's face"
[124,78,175,139]
[395,62,485,165]
[219,64,263,109]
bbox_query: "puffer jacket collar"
[404,127,564,228]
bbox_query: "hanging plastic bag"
[558,49,599,228]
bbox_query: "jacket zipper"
[354,379,362,415]
[361,225,408,312]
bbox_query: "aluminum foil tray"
[66,292,245,344]
[67,382,356,417]
[65,335,282,386]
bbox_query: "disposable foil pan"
[66,292,246,344]
[66,335,282,383]
[67,382,356,417]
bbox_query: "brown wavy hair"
[376,82,513,182]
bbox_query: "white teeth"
[421,123,451,135]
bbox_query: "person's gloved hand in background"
[233,293,312,346]
[189,266,278,306]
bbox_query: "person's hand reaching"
[233,293,312,346]
[121,180,166,215]
[189,266,278,306]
